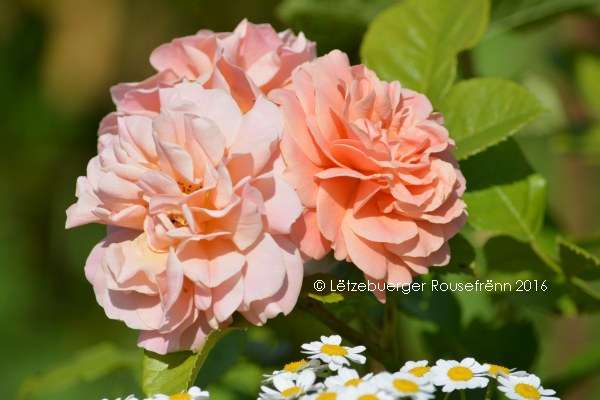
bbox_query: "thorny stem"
[298,296,391,368]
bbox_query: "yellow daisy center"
[488,364,510,376]
[281,386,302,398]
[321,344,348,356]
[409,366,431,377]
[514,383,541,399]
[448,366,474,381]
[170,394,191,400]
[393,378,419,393]
[284,359,308,373]
[316,393,337,400]
[358,395,378,400]
[344,378,362,387]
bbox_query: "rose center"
[320,344,348,356]
[178,181,201,195]
[514,383,541,399]
[344,378,362,387]
[393,378,419,393]
[284,359,308,373]
[168,213,188,227]
[281,386,301,397]
[447,366,474,381]
[409,366,430,377]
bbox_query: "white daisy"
[152,386,210,400]
[302,387,345,400]
[430,358,489,392]
[324,368,372,389]
[259,370,317,399]
[498,373,559,400]
[482,363,527,378]
[263,359,323,382]
[301,335,366,371]
[375,372,435,400]
[399,360,432,379]
[337,381,392,400]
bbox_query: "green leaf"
[396,277,462,332]
[466,174,547,242]
[438,234,476,275]
[361,0,490,105]
[277,0,395,54]
[484,236,550,274]
[558,239,600,311]
[441,78,542,160]
[489,0,598,37]
[576,55,600,118]
[559,238,600,280]
[142,329,229,396]
[462,140,547,242]
[17,343,139,400]
[308,292,345,304]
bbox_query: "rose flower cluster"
[66,20,466,354]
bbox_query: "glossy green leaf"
[17,343,138,400]
[576,55,600,118]
[489,0,598,37]
[142,329,229,396]
[361,0,490,105]
[559,238,600,280]
[462,140,547,242]
[441,78,542,160]
[466,175,547,242]
[559,239,600,311]
[308,292,345,304]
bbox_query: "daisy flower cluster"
[258,335,560,400]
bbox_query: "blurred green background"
[1,0,600,399]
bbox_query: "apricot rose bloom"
[271,51,467,299]
[110,19,316,116]
[67,82,303,354]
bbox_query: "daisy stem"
[298,296,390,367]
[460,391,466,400]
[442,393,450,400]
[484,380,496,400]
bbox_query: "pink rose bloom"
[67,82,303,354]
[271,51,466,300]
[110,19,316,116]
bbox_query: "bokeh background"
[1,0,600,399]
